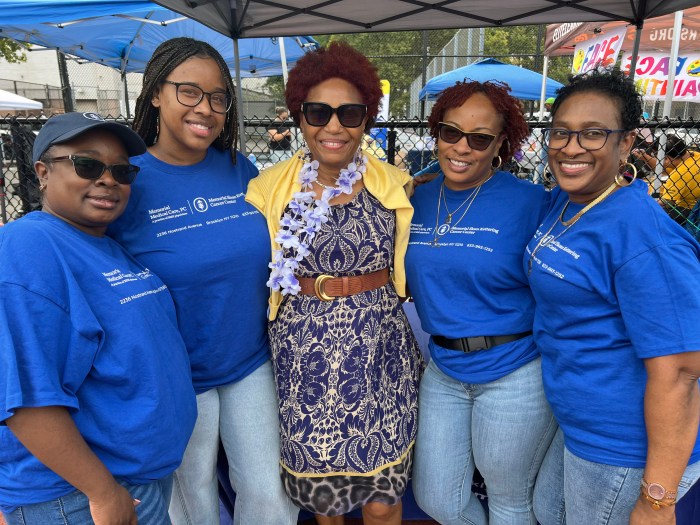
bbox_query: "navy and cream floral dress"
[269,188,422,516]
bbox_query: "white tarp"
[0,89,42,111]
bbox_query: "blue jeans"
[3,476,172,525]
[169,361,298,525]
[534,429,700,525]
[413,358,557,525]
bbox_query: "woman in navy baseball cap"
[0,112,197,525]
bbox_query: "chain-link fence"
[2,114,698,240]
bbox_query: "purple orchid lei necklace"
[267,146,367,296]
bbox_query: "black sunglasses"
[45,155,140,185]
[301,102,368,128]
[437,122,498,151]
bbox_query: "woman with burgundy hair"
[405,80,556,525]
[247,42,422,525]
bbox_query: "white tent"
[0,89,42,111]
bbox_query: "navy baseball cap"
[33,112,146,164]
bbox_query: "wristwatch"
[640,478,677,510]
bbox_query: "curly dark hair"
[427,80,529,163]
[664,134,688,159]
[132,37,238,161]
[285,42,382,133]
[551,68,643,132]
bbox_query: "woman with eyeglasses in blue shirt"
[405,80,556,525]
[108,38,299,525]
[528,69,700,525]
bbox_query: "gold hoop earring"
[492,155,502,169]
[39,181,47,192]
[431,146,438,161]
[615,162,636,187]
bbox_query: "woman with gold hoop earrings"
[406,80,556,525]
[529,69,700,525]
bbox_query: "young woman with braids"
[404,80,556,525]
[108,38,299,525]
[528,69,700,525]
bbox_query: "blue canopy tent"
[0,0,148,24]
[419,58,563,101]
[0,6,317,77]
[0,0,318,148]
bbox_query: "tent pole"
[653,10,684,194]
[57,51,74,112]
[120,57,131,119]
[122,73,131,119]
[661,10,683,119]
[233,38,246,155]
[280,38,289,88]
[538,56,549,120]
[420,30,428,119]
[628,21,644,80]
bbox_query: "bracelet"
[640,491,676,510]
[640,478,678,500]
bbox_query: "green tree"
[322,31,457,116]
[483,25,572,114]
[0,38,27,64]
[263,27,572,118]
[264,30,457,117]
[263,75,285,102]
[483,26,572,84]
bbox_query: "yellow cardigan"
[246,151,414,321]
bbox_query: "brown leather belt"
[433,331,533,353]
[297,268,390,301]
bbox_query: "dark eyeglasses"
[163,80,232,114]
[301,102,368,128]
[437,122,497,151]
[45,155,140,185]
[544,128,627,151]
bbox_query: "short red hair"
[427,80,530,162]
[285,42,382,133]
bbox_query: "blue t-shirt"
[526,181,700,467]
[406,171,549,383]
[108,148,270,393]
[0,212,196,512]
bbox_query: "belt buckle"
[314,274,334,301]
[464,336,488,352]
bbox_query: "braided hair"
[133,37,238,161]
